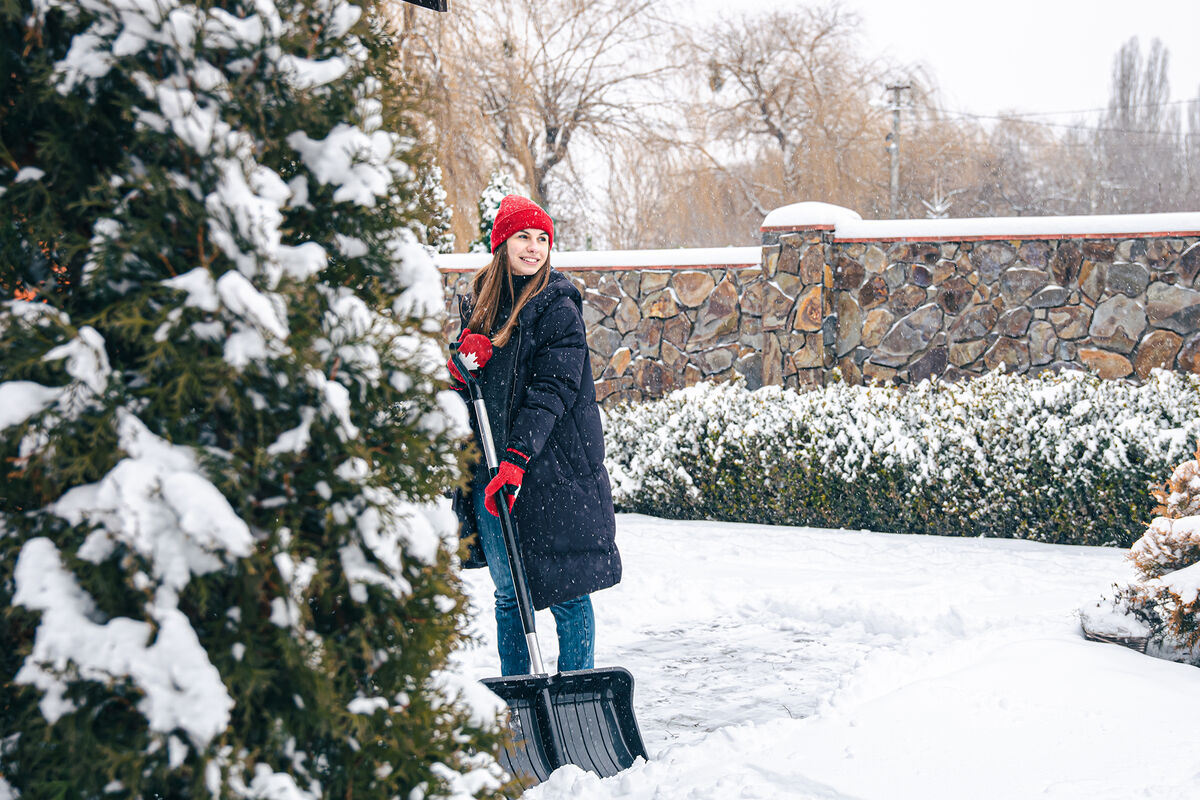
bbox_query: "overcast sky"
[690,0,1200,125]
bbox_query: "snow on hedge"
[604,369,1200,547]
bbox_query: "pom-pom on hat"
[490,194,554,253]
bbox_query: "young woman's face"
[507,228,550,275]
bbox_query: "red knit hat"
[490,194,554,253]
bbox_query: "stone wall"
[761,214,1200,388]
[438,208,1200,403]
[439,249,762,405]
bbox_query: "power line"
[958,98,1196,120]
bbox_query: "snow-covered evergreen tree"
[0,0,507,797]
[412,164,456,254]
[469,171,523,253]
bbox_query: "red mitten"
[484,460,526,516]
[448,329,494,384]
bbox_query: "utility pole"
[885,83,910,218]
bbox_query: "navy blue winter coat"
[454,269,622,610]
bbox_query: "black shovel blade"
[482,667,647,789]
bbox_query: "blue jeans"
[474,488,594,676]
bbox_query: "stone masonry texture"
[442,227,1200,404]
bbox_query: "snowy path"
[453,514,1200,799]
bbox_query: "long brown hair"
[466,241,551,347]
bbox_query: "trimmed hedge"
[602,370,1200,547]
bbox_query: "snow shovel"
[451,346,648,788]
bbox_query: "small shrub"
[1129,517,1200,580]
[1088,450,1200,664]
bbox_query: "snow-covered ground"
[453,514,1200,799]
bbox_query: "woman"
[450,194,622,677]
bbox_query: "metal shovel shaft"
[452,350,545,674]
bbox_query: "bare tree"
[1095,37,1185,212]
[393,0,677,247]
[447,0,674,209]
[1187,90,1200,200]
[602,139,674,249]
[686,4,891,215]
[602,139,765,248]
[971,118,1087,216]
[390,2,498,248]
